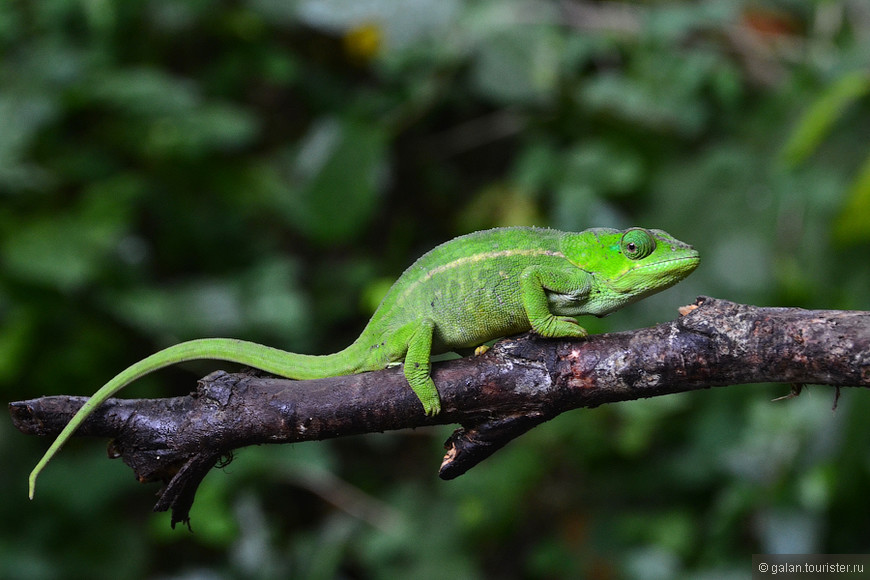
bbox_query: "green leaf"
[141,103,259,158]
[833,151,870,244]
[781,70,870,167]
[0,306,33,382]
[2,176,141,290]
[0,93,58,191]
[105,258,311,345]
[88,68,199,115]
[471,25,562,105]
[578,72,708,136]
[281,117,387,243]
[87,68,258,158]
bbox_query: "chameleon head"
[560,227,700,316]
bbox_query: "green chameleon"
[29,226,699,498]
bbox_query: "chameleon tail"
[28,338,367,499]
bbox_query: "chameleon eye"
[621,228,656,260]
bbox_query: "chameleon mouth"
[609,254,701,293]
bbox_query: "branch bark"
[10,297,870,527]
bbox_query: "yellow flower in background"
[343,22,382,62]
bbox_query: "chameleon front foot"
[419,395,441,416]
[410,375,442,416]
[532,315,588,339]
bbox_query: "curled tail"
[28,338,365,499]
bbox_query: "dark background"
[3,1,870,578]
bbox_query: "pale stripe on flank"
[399,248,565,303]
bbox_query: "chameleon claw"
[422,398,442,416]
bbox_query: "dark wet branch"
[10,297,870,527]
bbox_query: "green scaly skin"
[29,226,699,497]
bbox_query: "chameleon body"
[29,226,699,497]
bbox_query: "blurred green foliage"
[2,0,870,578]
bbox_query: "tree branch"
[10,297,870,527]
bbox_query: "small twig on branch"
[10,297,870,527]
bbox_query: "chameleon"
[28,226,699,498]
